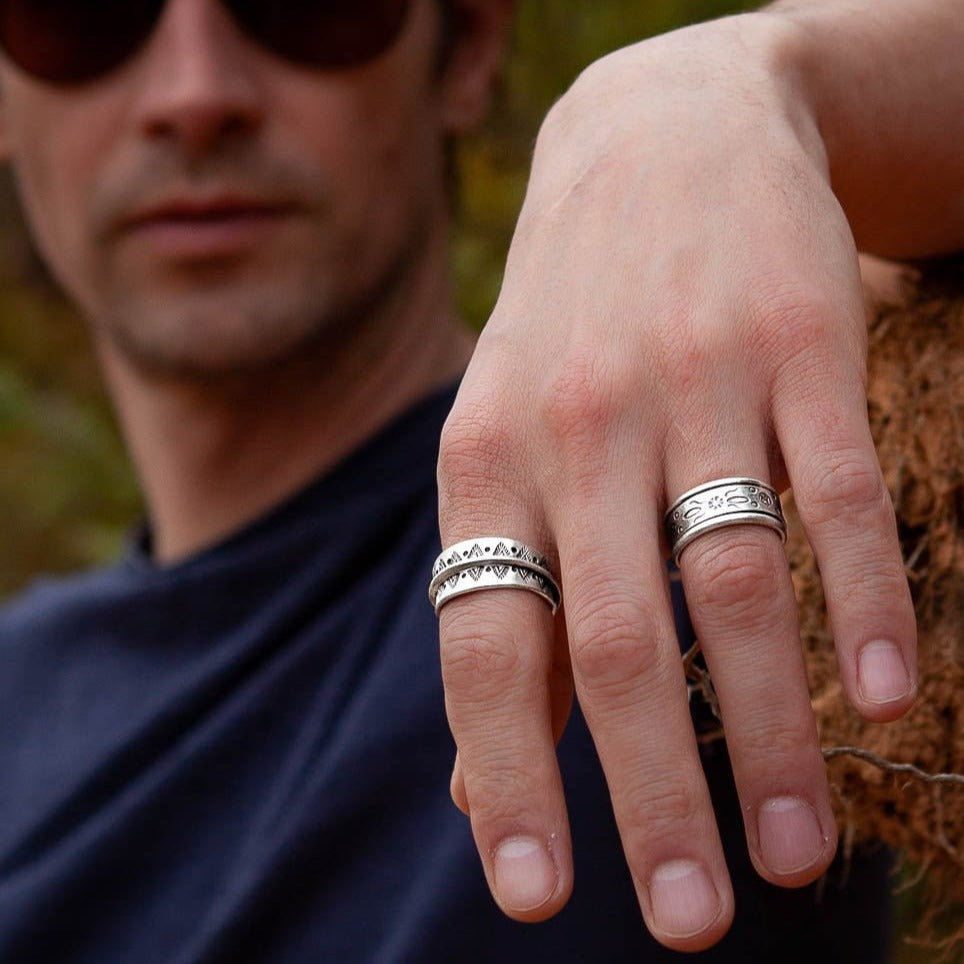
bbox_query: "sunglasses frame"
[0,0,415,86]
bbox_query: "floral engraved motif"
[664,479,786,555]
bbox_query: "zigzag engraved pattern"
[431,537,551,579]
[433,562,561,615]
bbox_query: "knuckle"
[830,556,910,610]
[458,754,554,837]
[745,282,850,380]
[441,620,525,697]
[539,351,629,455]
[802,449,887,529]
[764,720,818,762]
[747,278,833,347]
[437,407,517,510]
[740,693,817,756]
[652,312,714,399]
[466,761,538,818]
[687,537,780,621]
[569,590,662,688]
[624,778,703,841]
[737,715,819,773]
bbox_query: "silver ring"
[664,477,786,564]
[430,537,561,615]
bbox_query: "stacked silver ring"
[429,537,561,615]
[664,477,786,564]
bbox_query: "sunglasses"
[0,0,414,86]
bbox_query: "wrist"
[757,1,964,255]
[735,11,831,181]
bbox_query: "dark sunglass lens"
[0,0,163,85]
[229,0,412,70]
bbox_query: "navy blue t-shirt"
[0,386,892,963]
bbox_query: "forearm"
[767,0,964,258]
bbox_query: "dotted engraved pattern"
[431,538,551,580]
[665,480,783,543]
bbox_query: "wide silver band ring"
[664,477,786,564]
[430,537,561,615]
[429,537,555,598]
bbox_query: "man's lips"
[119,197,297,259]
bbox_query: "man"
[0,0,956,961]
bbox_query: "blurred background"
[0,2,949,959]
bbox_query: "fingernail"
[493,836,557,912]
[858,640,912,704]
[648,860,721,938]
[757,797,826,875]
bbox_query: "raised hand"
[434,10,935,951]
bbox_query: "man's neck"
[99,241,475,565]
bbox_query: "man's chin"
[94,297,342,384]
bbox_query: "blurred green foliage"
[0,248,142,595]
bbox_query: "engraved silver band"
[429,537,554,599]
[430,537,561,615]
[664,477,786,564]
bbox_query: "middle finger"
[553,473,735,951]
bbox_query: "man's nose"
[131,0,264,157]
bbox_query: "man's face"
[0,0,474,378]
